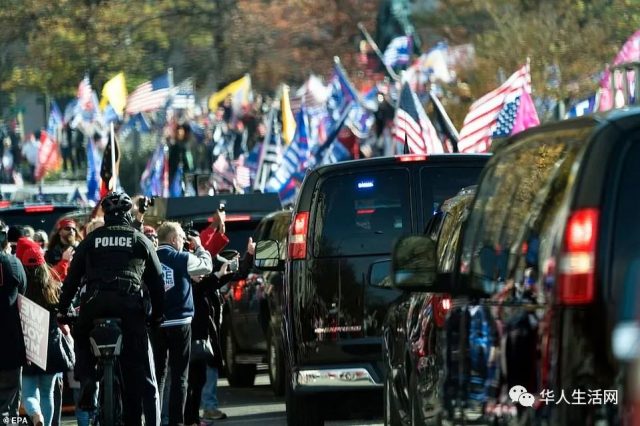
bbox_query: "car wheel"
[286,377,322,426]
[268,332,285,396]
[385,374,403,426]
[222,323,257,387]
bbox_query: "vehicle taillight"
[395,154,427,162]
[25,205,54,213]
[557,208,599,305]
[288,211,309,260]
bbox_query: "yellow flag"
[281,85,296,145]
[99,73,128,117]
[208,75,251,111]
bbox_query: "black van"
[390,109,640,425]
[254,154,489,425]
[221,209,291,393]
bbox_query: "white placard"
[18,294,49,371]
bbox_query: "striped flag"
[169,78,196,110]
[77,76,95,113]
[599,30,640,111]
[383,36,412,69]
[234,154,251,189]
[213,154,235,191]
[392,82,443,154]
[126,74,170,114]
[458,65,531,153]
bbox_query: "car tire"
[286,378,322,426]
[222,323,257,387]
[268,332,285,396]
[385,374,403,426]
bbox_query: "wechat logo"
[509,385,535,407]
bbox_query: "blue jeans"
[21,373,56,424]
[200,366,219,411]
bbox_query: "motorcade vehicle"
[0,201,90,233]
[221,209,291,393]
[389,108,640,425]
[383,186,476,425]
[144,193,281,254]
[254,153,489,425]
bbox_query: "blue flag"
[266,109,310,202]
[140,145,166,197]
[86,138,100,202]
[170,165,184,197]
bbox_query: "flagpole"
[357,22,399,81]
[110,122,117,191]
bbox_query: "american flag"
[458,65,531,153]
[169,78,196,110]
[234,154,251,189]
[77,76,95,113]
[213,154,235,191]
[392,82,443,154]
[126,74,170,114]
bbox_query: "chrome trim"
[296,368,381,388]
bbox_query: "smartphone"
[229,257,239,272]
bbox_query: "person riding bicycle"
[58,191,165,426]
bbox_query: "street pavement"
[63,372,383,425]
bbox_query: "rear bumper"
[293,364,383,392]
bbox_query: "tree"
[413,0,640,126]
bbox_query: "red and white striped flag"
[458,65,531,153]
[77,76,95,113]
[234,155,251,189]
[126,74,170,115]
[392,82,443,154]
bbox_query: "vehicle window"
[270,213,292,259]
[194,220,259,254]
[420,167,483,220]
[461,128,590,296]
[1,207,80,233]
[436,192,474,274]
[611,139,640,321]
[313,169,412,257]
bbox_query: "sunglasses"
[62,227,77,233]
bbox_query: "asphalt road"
[63,372,384,425]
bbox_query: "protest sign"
[18,295,49,370]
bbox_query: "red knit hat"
[16,238,45,267]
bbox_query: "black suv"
[221,209,291,393]
[254,154,489,425]
[390,109,640,425]
[383,186,476,425]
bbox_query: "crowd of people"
[0,190,253,425]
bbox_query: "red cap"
[57,219,77,231]
[143,225,157,237]
[16,238,45,267]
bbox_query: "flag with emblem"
[392,82,443,154]
[383,36,412,69]
[458,65,539,153]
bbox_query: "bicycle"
[58,314,124,426]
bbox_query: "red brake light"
[396,154,427,162]
[356,209,375,215]
[288,211,309,260]
[225,215,251,222]
[25,205,54,213]
[0,200,10,208]
[558,208,599,305]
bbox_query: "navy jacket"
[0,251,27,370]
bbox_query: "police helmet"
[101,192,133,215]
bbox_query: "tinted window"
[1,207,80,233]
[420,167,483,220]
[313,169,411,257]
[436,191,475,273]
[461,128,590,296]
[194,220,259,254]
[611,139,640,321]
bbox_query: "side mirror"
[254,239,284,271]
[391,235,451,293]
[368,259,392,288]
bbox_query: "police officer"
[58,192,165,426]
